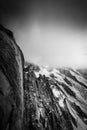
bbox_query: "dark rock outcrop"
[0,25,24,130]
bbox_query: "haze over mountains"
[0,23,87,130]
[0,1,87,129]
[0,0,87,68]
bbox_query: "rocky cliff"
[23,63,87,130]
[0,25,24,130]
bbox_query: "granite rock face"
[0,25,24,130]
[23,63,87,130]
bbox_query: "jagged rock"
[23,63,87,130]
[0,25,24,130]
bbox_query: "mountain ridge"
[23,62,87,130]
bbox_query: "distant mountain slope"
[23,63,87,130]
[77,69,87,79]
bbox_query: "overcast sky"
[0,0,87,68]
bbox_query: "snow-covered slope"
[23,63,87,130]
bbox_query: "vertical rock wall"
[0,25,24,130]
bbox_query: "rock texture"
[0,25,24,130]
[23,63,87,130]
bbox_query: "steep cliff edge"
[0,25,24,130]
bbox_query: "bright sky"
[10,21,87,68]
[2,1,87,68]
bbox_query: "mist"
[0,0,87,68]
